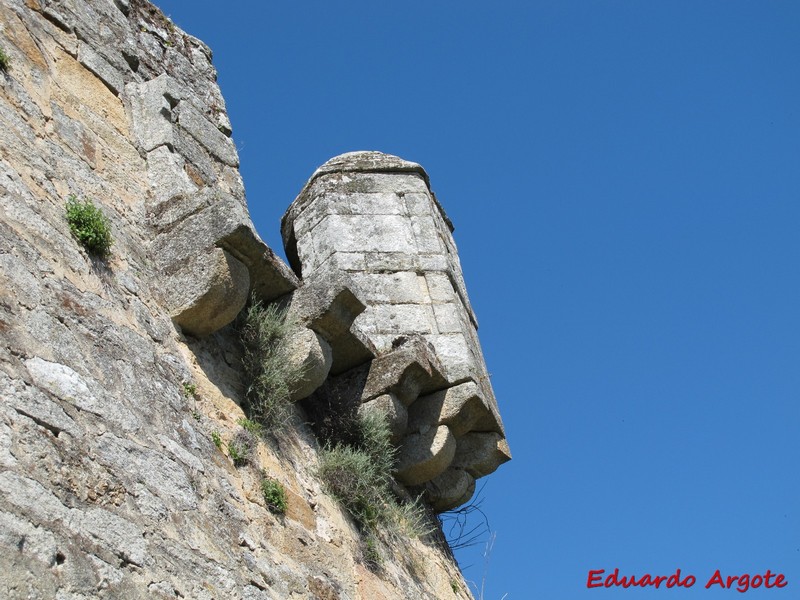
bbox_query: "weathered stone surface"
[24,356,139,432]
[170,247,250,337]
[361,335,448,406]
[1,370,82,439]
[451,432,513,479]
[177,100,238,167]
[358,393,407,443]
[395,425,457,486]
[287,275,374,375]
[407,380,502,437]
[146,144,198,208]
[284,326,333,401]
[421,468,476,512]
[0,2,502,596]
[78,40,125,95]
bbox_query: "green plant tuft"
[0,47,9,71]
[211,427,258,467]
[182,382,197,398]
[361,533,382,572]
[356,410,396,477]
[319,443,385,529]
[318,411,432,538]
[239,300,301,428]
[260,476,287,514]
[228,428,257,467]
[227,441,245,466]
[65,195,113,258]
[237,417,263,437]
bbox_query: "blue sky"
[154,2,799,597]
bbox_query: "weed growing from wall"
[319,442,384,528]
[210,427,256,467]
[240,300,300,428]
[0,47,10,71]
[260,475,287,514]
[228,428,257,467]
[360,533,383,571]
[65,195,113,258]
[318,411,432,541]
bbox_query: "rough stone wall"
[0,1,507,598]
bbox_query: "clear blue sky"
[155,2,799,597]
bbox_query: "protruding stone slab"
[407,381,502,437]
[287,275,374,375]
[395,425,456,486]
[170,248,249,337]
[284,327,333,402]
[151,191,298,336]
[361,335,448,406]
[217,220,299,303]
[451,433,512,479]
[127,74,180,153]
[421,468,476,512]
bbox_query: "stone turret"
[282,151,511,510]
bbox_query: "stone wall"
[0,1,508,597]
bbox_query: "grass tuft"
[318,410,432,539]
[240,300,301,428]
[361,533,383,572]
[237,417,263,437]
[228,428,257,467]
[0,47,9,71]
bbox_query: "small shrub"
[319,411,396,530]
[361,533,382,571]
[227,441,245,466]
[239,300,301,428]
[260,476,287,514]
[182,382,197,398]
[319,443,385,529]
[387,495,436,539]
[357,410,395,476]
[318,410,432,538]
[0,47,9,71]
[228,428,257,467]
[65,195,113,258]
[237,417,263,438]
[211,428,257,467]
